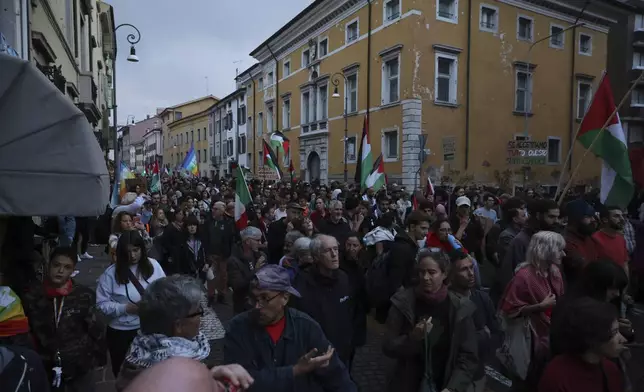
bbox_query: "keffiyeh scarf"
[125,331,211,368]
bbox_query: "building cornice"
[167,105,215,129]
[498,0,612,33]
[251,0,365,62]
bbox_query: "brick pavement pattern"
[77,249,391,392]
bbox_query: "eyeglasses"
[248,293,281,308]
[185,307,205,319]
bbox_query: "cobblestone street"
[76,248,392,392]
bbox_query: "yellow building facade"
[239,0,615,190]
[160,96,218,174]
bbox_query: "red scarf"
[44,280,73,298]
[418,284,449,305]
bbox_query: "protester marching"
[2,69,644,392]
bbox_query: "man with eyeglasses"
[224,264,356,392]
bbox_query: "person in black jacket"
[448,252,502,392]
[204,201,237,303]
[174,215,208,278]
[291,234,357,369]
[317,200,352,248]
[340,233,369,357]
[224,264,356,392]
[267,203,304,265]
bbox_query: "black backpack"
[364,250,393,307]
[0,345,50,392]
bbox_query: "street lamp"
[112,23,141,188]
[523,22,583,137]
[331,72,349,182]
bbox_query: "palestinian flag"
[270,131,289,156]
[578,74,634,208]
[263,140,283,179]
[149,161,160,193]
[365,154,386,192]
[234,165,252,229]
[354,116,372,191]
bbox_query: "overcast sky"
[110,0,312,123]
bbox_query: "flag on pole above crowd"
[577,74,634,208]
[426,174,435,196]
[234,164,252,229]
[354,116,371,191]
[289,159,295,182]
[150,161,161,193]
[365,154,386,192]
[110,161,135,207]
[263,139,282,179]
[181,146,199,176]
[270,131,290,156]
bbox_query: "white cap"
[455,196,471,207]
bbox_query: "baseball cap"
[455,196,472,207]
[254,265,301,297]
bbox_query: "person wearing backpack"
[0,344,51,392]
[368,210,431,323]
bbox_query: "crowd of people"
[0,173,641,392]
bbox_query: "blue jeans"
[57,216,76,247]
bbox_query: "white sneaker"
[77,255,81,263]
[81,252,94,260]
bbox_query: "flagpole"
[554,71,606,199]
[557,71,644,204]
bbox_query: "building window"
[577,80,592,119]
[627,123,644,143]
[346,73,358,113]
[203,149,207,162]
[267,104,274,133]
[515,69,533,113]
[384,130,399,160]
[258,151,263,167]
[346,19,359,43]
[175,111,182,120]
[437,0,458,23]
[547,137,561,164]
[238,106,247,124]
[197,150,201,162]
[191,130,194,143]
[382,55,400,105]
[579,33,592,55]
[258,77,264,90]
[435,53,458,104]
[209,123,213,136]
[385,0,401,21]
[636,15,644,31]
[283,98,291,129]
[197,128,201,141]
[302,49,310,67]
[634,52,644,69]
[267,71,274,86]
[319,38,328,57]
[215,120,220,135]
[517,15,533,41]
[479,4,498,33]
[302,91,311,130]
[318,84,328,121]
[346,136,357,162]
[283,60,291,77]
[549,24,564,49]
[632,87,644,107]
[258,112,263,136]
[228,139,234,156]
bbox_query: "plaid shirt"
[623,220,636,255]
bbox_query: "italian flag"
[263,140,282,180]
[365,154,386,192]
[578,74,634,208]
[355,116,372,191]
[234,165,252,229]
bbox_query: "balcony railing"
[36,64,66,93]
[438,9,454,19]
[480,21,495,29]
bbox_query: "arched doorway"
[307,152,321,182]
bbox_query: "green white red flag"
[577,74,634,208]
[263,140,282,180]
[234,165,252,229]
[354,116,372,191]
[365,154,386,192]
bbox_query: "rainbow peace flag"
[181,146,199,176]
[110,161,136,207]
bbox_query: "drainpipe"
[267,45,279,134]
[464,0,472,170]
[568,2,590,171]
[249,72,258,172]
[366,0,372,131]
